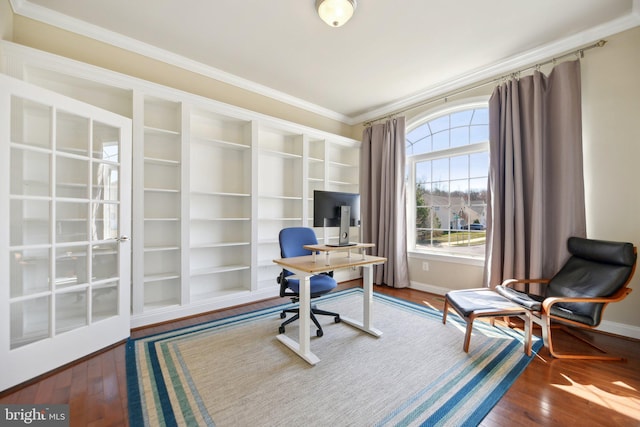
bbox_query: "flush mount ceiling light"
[316,0,357,27]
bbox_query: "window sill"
[408,250,485,267]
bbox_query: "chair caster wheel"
[279,326,285,334]
[316,329,323,337]
[334,316,341,323]
[280,312,286,319]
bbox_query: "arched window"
[406,101,489,259]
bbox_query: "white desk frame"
[272,252,386,365]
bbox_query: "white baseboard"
[597,320,640,340]
[130,287,280,329]
[408,281,640,340]
[408,281,449,296]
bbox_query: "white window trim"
[408,250,486,267]
[406,96,489,264]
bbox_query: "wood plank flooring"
[1,281,639,426]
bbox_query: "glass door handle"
[116,235,130,242]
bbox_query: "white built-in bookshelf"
[1,41,360,330]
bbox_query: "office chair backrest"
[279,227,318,258]
[546,236,636,326]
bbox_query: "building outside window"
[406,101,489,259]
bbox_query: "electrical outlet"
[422,261,429,271]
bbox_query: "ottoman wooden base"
[443,288,533,355]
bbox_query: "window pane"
[429,115,449,133]
[11,97,51,149]
[56,245,88,288]
[470,177,487,204]
[451,110,473,127]
[450,179,469,198]
[56,290,88,334]
[470,152,489,177]
[93,162,119,202]
[407,105,489,258]
[93,121,120,162]
[431,181,449,203]
[416,161,431,184]
[432,158,449,181]
[10,248,50,298]
[411,135,431,155]
[92,242,118,282]
[406,125,430,145]
[450,155,468,180]
[419,184,434,205]
[56,201,89,243]
[11,149,50,197]
[57,111,89,156]
[57,156,89,198]
[11,296,50,349]
[93,282,119,322]
[451,127,469,148]
[11,199,50,246]
[471,108,489,125]
[92,202,119,240]
[470,125,488,144]
[432,130,449,151]
[407,125,432,156]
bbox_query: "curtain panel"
[484,60,586,288]
[360,117,410,287]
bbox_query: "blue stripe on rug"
[125,340,143,427]
[420,340,521,426]
[375,338,505,427]
[145,336,178,427]
[462,338,544,426]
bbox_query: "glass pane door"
[1,75,131,392]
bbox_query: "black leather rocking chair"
[496,236,637,360]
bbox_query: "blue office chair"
[278,227,341,337]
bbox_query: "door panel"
[0,75,131,391]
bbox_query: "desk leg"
[341,264,383,337]
[276,274,320,365]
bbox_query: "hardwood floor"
[2,282,639,426]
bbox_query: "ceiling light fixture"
[316,0,357,27]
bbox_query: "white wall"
[581,26,640,332]
[0,0,13,40]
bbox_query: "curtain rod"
[363,39,607,127]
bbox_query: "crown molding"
[9,0,352,124]
[10,0,640,126]
[351,5,640,125]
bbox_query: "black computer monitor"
[313,190,360,246]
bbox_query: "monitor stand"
[326,205,356,247]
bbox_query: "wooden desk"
[272,252,387,365]
[303,242,375,265]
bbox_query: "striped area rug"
[126,288,541,426]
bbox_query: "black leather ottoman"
[443,288,533,355]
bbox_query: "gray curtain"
[360,117,410,287]
[484,60,586,288]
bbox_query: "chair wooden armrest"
[501,278,550,295]
[501,278,550,287]
[541,287,633,313]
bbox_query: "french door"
[0,75,131,391]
